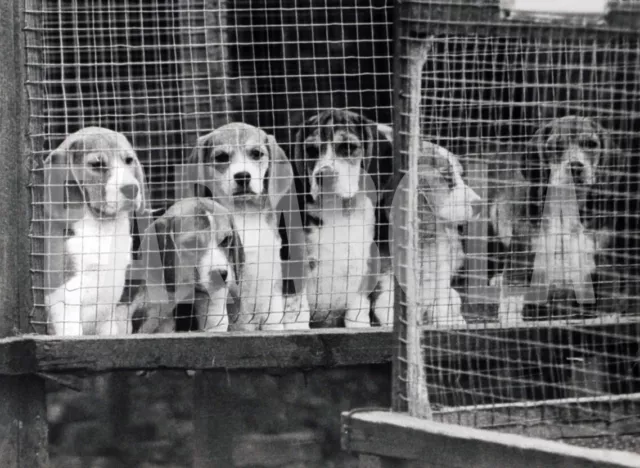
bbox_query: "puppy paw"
[345,294,372,328]
[429,288,466,327]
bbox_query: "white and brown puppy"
[293,109,394,328]
[388,141,482,326]
[490,116,621,317]
[189,123,309,331]
[43,127,147,336]
[129,197,243,333]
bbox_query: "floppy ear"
[130,153,150,214]
[144,215,177,293]
[292,114,319,178]
[523,120,553,184]
[228,218,245,284]
[43,137,86,222]
[187,132,216,199]
[266,134,294,209]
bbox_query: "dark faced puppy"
[491,116,621,320]
[292,109,394,328]
[523,115,620,222]
[131,197,244,333]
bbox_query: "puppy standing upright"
[293,109,394,328]
[43,127,147,336]
[490,116,622,317]
[190,123,309,331]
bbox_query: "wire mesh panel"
[394,0,640,454]
[24,0,394,335]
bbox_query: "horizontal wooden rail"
[0,317,636,374]
[341,410,640,468]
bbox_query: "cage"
[341,0,640,466]
[25,0,396,334]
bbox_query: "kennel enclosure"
[343,0,640,466]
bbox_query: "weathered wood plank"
[0,318,636,374]
[0,0,49,465]
[342,410,640,468]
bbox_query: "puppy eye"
[89,160,107,171]
[441,167,456,189]
[219,235,233,248]
[124,156,135,165]
[250,149,263,160]
[214,152,230,164]
[306,146,319,159]
[581,138,599,150]
[339,143,360,155]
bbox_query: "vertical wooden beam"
[0,0,49,466]
[390,0,409,415]
[193,371,239,468]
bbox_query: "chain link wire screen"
[394,0,640,454]
[25,0,394,334]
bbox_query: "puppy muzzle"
[314,165,338,187]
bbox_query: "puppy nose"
[209,269,228,284]
[234,171,251,187]
[120,184,139,200]
[569,161,585,185]
[315,166,336,185]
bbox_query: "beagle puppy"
[43,127,148,336]
[189,123,310,331]
[490,116,622,318]
[293,109,394,328]
[128,197,244,333]
[387,141,482,326]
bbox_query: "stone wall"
[48,365,391,467]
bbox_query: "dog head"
[414,141,482,225]
[44,127,147,220]
[525,116,618,191]
[293,109,393,202]
[189,123,294,210]
[142,197,244,300]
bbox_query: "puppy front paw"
[344,294,372,328]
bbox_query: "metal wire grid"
[25,0,394,334]
[394,0,640,453]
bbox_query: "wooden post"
[0,0,49,466]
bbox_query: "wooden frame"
[341,410,640,468]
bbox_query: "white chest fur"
[306,196,375,314]
[532,216,596,297]
[46,212,132,335]
[418,228,464,303]
[232,210,284,322]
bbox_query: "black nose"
[209,269,228,284]
[315,166,336,186]
[234,171,251,187]
[120,184,139,200]
[569,161,585,185]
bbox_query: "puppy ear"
[229,218,245,284]
[143,216,177,293]
[523,121,553,183]
[43,137,86,222]
[292,115,319,178]
[130,152,150,214]
[187,132,215,198]
[266,134,294,209]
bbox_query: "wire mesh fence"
[394,0,640,455]
[25,0,395,335]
